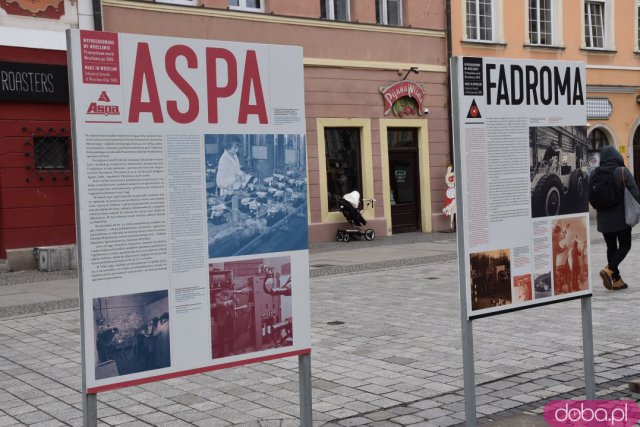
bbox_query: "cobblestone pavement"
[0,269,78,287]
[0,226,639,426]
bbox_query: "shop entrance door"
[388,128,421,233]
[634,127,640,189]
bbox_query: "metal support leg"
[581,297,596,399]
[83,392,97,427]
[298,353,313,427]
[461,319,477,427]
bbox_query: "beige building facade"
[451,0,640,188]
[101,0,452,242]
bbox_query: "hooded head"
[598,145,624,171]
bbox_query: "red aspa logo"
[97,91,110,102]
[87,91,120,116]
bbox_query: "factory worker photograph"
[216,139,254,196]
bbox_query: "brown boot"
[600,266,614,290]
[612,278,628,290]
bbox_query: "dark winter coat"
[591,145,640,233]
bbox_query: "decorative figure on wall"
[3,0,64,18]
[442,164,456,231]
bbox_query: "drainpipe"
[93,0,103,31]
[445,0,453,165]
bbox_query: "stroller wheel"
[342,233,351,242]
[336,232,344,242]
[365,229,376,241]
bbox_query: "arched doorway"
[634,127,640,189]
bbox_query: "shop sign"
[0,61,69,103]
[380,81,425,117]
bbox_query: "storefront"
[101,0,452,242]
[0,49,75,269]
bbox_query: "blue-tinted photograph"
[205,134,308,258]
[93,290,170,380]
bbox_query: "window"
[377,0,402,26]
[324,128,362,212]
[588,128,609,169]
[466,0,494,41]
[584,1,605,48]
[529,0,552,45]
[228,0,263,12]
[34,136,70,170]
[588,128,609,152]
[321,0,350,21]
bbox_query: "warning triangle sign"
[467,99,481,119]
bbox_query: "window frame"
[379,118,432,234]
[528,0,554,46]
[323,127,364,213]
[377,0,403,26]
[588,128,610,152]
[34,135,71,171]
[637,0,640,51]
[228,0,264,13]
[465,0,496,42]
[317,118,373,223]
[321,0,351,21]
[584,0,605,49]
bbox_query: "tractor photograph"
[529,126,590,218]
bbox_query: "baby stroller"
[336,191,376,242]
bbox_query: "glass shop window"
[324,127,362,212]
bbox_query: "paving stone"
[101,414,137,425]
[117,422,153,427]
[414,407,452,420]
[138,412,179,424]
[390,414,426,424]
[5,404,37,416]
[387,406,420,416]
[14,410,52,424]
[0,416,17,426]
[192,417,231,426]
[428,416,463,427]
[338,416,374,426]
[326,408,359,419]
[156,420,192,427]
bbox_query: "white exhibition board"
[67,30,311,393]
[451,57,591,319]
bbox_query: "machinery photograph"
[209,256,293,359]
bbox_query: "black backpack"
[588,167,622,210]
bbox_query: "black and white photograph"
[530,126,590,218]
[93,291,170,380]
[470,249,512,310]
[209,256,293,359]
[534,271,552,299]
[205,134,308,258]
